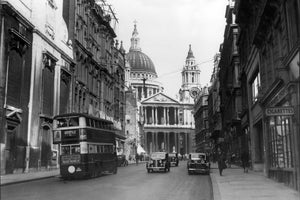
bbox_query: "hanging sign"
[265,107,294,116]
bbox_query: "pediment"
[142,93,179,105]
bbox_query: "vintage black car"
[187,153,210,175]
[168,153,179,167]
[146,152,170,173]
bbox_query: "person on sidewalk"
[135,153,139,165]
[241,150,249,173]
[217,150,226,176]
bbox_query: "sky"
[109,0,229,98]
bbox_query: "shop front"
[264,83,299,190]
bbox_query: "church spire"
[130,21,141,52]
[186,44,194,59]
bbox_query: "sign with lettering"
[63,130,78,138]
[265,107,294,116]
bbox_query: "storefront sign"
[265,107,294,116]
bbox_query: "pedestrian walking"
[217,150,226,176]
[135,153,139,165]
[241,150,249,173]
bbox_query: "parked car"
[146,152,170,173]
[117,155,128,167]
[187,153,210,175]
[168,153,179,167]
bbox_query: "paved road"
[1,161,213,200]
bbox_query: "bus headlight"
[68,165,76,174]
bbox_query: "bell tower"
[179,44,201,103]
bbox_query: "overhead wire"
[157,58,214,79]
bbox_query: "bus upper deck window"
[69,118,79,127]
[58,119,68,127]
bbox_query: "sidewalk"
[210,163,300,200]
[0,161,146,186]
[0,169,60,186]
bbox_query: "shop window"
[268,116,293,168]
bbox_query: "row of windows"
[61,144,114,155]
[56,116,113,130]
[88,144,114,154]
[131,73,155,79]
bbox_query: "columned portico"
[141,92,195,155]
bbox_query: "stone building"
[0,1,34,174]
[194,86,210,153]
[0,0,126,174]
[126,23,163,100]
[208,53,222,158]
[64,0,126,154]
[218,1,242,161]
[0,0,74,174]
[141,45,199,155]
[124,23,163,157]
[124,24,198,156]
[235,0,300,190]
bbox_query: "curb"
[2,162,146,186]
[1,175,59,186]
[210,171,221,200]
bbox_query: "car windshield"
[190,153,206,160]
[169,153,176,157]
[151,153,166,159]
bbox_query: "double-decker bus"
[53,113,118,179]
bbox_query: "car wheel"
[147,169,151,173]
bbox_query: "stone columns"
[145,131,147,152]
[166,107,169,125]
[164,107,166,125]
[185,133,188,154]
[175,133,178,153]
[155,132,158,152]
[155,107,158,125]
[151,133,154,153]
[164,132,167,151]
[144,106,147,124]
[167,133,170,152]
[151,107,154,125]
[174,108,177,125]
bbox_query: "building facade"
[0,0,74,174]
[235,0,300,190]
[194,86,210,153]
[218,1,242,162]
[209,0,300,191]
[64,0,126,154]
[0,0,126,174]
[124,23,163,158]
[124,24,197,156]
[0,1,34,174]
[208,53,222,160]
[141,45,199,155]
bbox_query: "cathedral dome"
[126,23,157,76]
[126,50,157,75]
